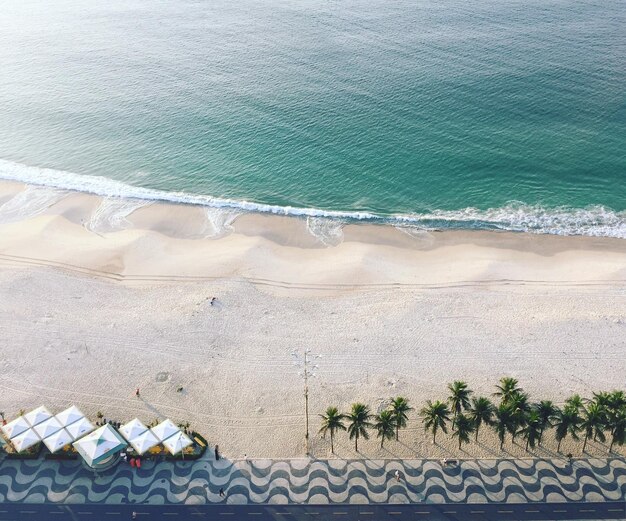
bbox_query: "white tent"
[151,419,179,442]
[65,417,95,440]
[43,428,73,453]
[128,429,160,455]
[55,406,85,427]
[73,424,127,468]
[1,416,31,439]
[162,431,193,455]
[24,406,53,427]
[33,416,63,440]
[119,418,148,442]
[11,429,41,452]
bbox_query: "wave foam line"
[0,159,377,220]
[0,159,624,238]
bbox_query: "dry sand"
[0,181,624,460]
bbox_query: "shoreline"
[0,180,624,459]
[0,181,624,289]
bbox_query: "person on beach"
[135,388,140,397]
[214,445,220,461]
[219,488,225,498]
[394,470,400,482]
[210,297,217,306]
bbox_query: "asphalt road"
[0,502,624,521]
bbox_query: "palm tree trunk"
[432,429,436,444]
[538,427,544,446]
[582,433,588,453]
[557,438,562,453]
[396,425,399,441]
[381,438,384,449]
[458,438,462,450]
[330,432,334,454]
[355,434,358,452]
[475,424,479,441]
[609,437,615,453]
[525,437,529,451]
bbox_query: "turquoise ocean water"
[0,0,625,237]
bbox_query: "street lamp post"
[292,348,320,456]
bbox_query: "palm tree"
[452,414,474,450]
[565,394,585,414]
[493,403,516,450]
[420,400,450,444]
[389,397,412,441]
[493,377,522,406]
[374,410,396,449]
[607,390,626,411]
[592,391,611,408]
[518,410,541,451]
[508,391,531,442]
[319,406,346,454]
[553,407,581,453]
[469,397,495,441]
[347,403,372,452]
[448,381,472,425]
[608,408,626,453]
[536,400,558,445]
[580,403,607,453]
[606,391,626,436]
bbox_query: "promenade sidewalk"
[0,455,624,505]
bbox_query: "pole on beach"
[292,348,320,456]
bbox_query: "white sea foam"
[88,197,150,233]
[0,159,624,239]
[402,203,626,238]
[306,217,344,246]
[204,207,241,238]
[0,159,378,220]
[0,185,67,224]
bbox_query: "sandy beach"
[0,180,624,460]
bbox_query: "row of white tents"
[1,406,193,468]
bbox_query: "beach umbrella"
[11,429,41,452]
[65,417,95,440]
[1,416,31,439]
[24,406,53,427]
[33,416,63,440]
[55,406,85,427]
[151,419,179,442]
[119,418,148,442]
[162,431,192,455]
[73,424,127,467]
[43,428,73,453]
[129,429,159,455]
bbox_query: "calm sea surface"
[0,0,625,236]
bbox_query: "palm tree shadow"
[475,440,503,458]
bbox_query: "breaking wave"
[0,159,624,238]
